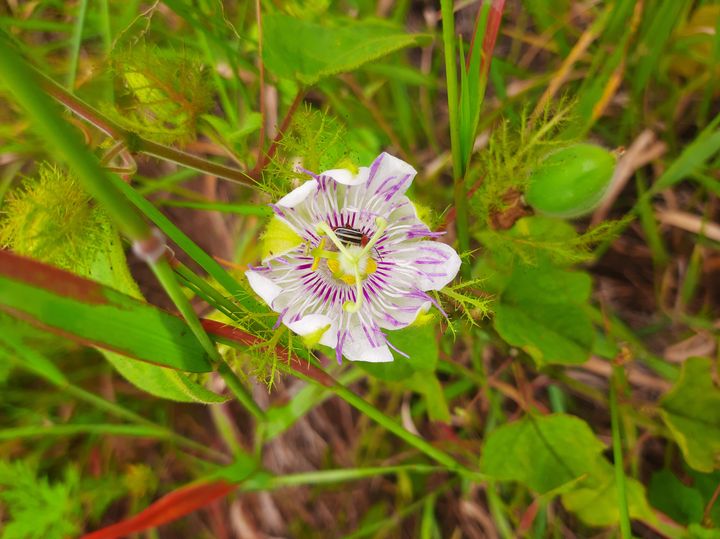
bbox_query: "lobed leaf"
[262,14,431,85]
[493,263,594,365]
[481,413,654,526]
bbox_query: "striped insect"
[334,226,383,260]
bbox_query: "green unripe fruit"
[525,143,615,218]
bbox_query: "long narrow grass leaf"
[0,251,212,372]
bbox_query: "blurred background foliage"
[0,0,719,537]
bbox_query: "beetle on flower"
[245,153,461,363]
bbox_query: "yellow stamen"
[327,257,376,284]
[310,238,326,271]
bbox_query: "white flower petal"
[245,270,283,309]
[322,167,370,186]
[376,296,431,330]
[277,179,318,208]
[286,313,337,348]
[390,241,462,291]
[343,327,394,363]
[364,152,417,201]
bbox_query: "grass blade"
[0,251,212,372]
[66,0,88,91]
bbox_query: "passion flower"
[245,153,461,363]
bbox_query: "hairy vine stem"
[35,67,259,187]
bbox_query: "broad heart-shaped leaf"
[481,413,654,527]
[480,413,605,493]
[262,14,431,85]
[660,357,720,472]
[493,263,594,365]
[0,251,211,373]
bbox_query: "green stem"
[244,464,444,490]
[440,0,471,279]
[610,365,632,538]
[98,0,113,83]
[197,30,238,126]
[331,384,477,476]
[35,65,257,187]
[0,424,170,440]
[157,199,272,216]
[107,174,252,304]
[212,327,477,476]
[63,385,225,459]
[217,361,266,421]
[139,138,258,187]
[151,259,265,422]
[2,333,224,460]
[67,0,89,91]
[173,262,242,321]
[487,482,514,539]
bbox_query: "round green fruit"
[525,143,616,218]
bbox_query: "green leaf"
[689,524,720,538]
[359,322,438,381]
[0,161,224,402]
[687,467,720,527]
[660,357,720,472]
[648,469,704,525]
[481,413,654,526]
[493,263,594,365]
[480,413,605,493]
[560,460,655,527]
[103,353,225,404]
[0,251,211,373]
[262,14,431,85]
[406,371,450,422]
[494,302,594,365]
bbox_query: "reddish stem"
[201,319,336,388]
[251,88,305,176]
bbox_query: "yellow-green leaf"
[660,357,720,472]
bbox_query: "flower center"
[312,218,388,313]
[326,245,377,285]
